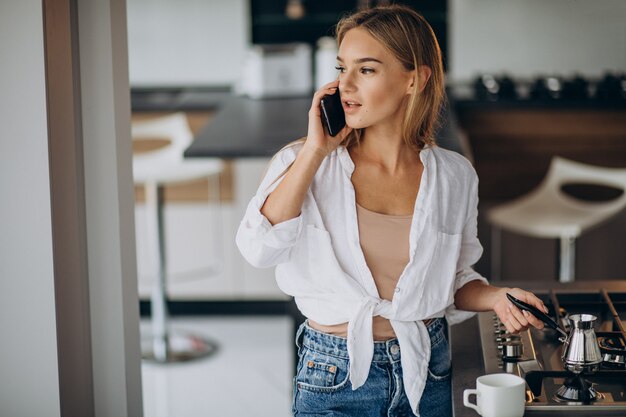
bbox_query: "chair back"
[540,156,626,212]
[132,112,192,166]
[131,112,223,184]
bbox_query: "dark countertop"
[450,279,626,417]
[129,87,467,159]
[131,87,231,112]
[184,95,311,158]
[183,93,467,159]
[453,99,626,111]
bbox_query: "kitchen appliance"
[596,73,626,101]
[237,43,312,99]
[478,289,626,414]
[315,36,338,90]
[506,293,604,373]
[473,74,517,101]
[560,314,604,373]
[470,72,626,103]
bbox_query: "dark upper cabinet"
[250,0,448,68]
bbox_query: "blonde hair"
[336,4,445,152]
[262,4,445,188]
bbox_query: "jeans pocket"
[427,331,451,382]
[295,348,350,393]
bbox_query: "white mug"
[463,373,526,417]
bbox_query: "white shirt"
[236,142,488,415]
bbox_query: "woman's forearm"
[456,280,549,334]
[454,280,508,312]
[260,145,326,226]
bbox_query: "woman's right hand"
[304,79,353,157]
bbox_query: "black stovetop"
[478,289,626,414]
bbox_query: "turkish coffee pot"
[506,293,603,373]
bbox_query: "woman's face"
[336,28,415,130]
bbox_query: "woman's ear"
[407,65,432,94]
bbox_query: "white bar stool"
[133,112,224,363]
[488,157,626,283]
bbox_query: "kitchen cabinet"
[249,0,448,69]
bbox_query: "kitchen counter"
[131,87,313,158]
[184,95,310,158]
[453,99,626,111]
[183,92,468,159]
[131,87,230,112]
[450,280,626,417]
[130,87,468,159]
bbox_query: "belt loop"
[295,320,307,350]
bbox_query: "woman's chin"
[345,120,367,130]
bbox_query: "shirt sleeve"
[446,168,489,325]
[235,144,304,268]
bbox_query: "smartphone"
[320,89,346,137]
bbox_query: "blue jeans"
[292,318,452,417]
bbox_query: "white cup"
[463,373,526,417]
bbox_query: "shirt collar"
[336,145,355,175]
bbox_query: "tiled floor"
[140,316,294,417]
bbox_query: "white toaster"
[237,43,312,99]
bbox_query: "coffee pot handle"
[463,389,480,413]
[506,293,569,338]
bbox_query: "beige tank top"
[308,202,412,340]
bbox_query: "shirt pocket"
[301,225,344,290]
[420,231,463,312]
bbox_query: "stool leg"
[141,181,218,363]
[491,225,502,282]
[209,173,223,273]
[559,236,576,283]
[145,182,169,361]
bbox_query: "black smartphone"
[320,89,346,137]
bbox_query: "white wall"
[1,1,144,415]
[0,2,61,415]
[449,0,626,81]
[126,0,249,86]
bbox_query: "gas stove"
[478,289,626,414]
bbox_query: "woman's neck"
[352,129,420,175]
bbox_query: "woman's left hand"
[492,287,548,334]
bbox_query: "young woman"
[236,5,547,417]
